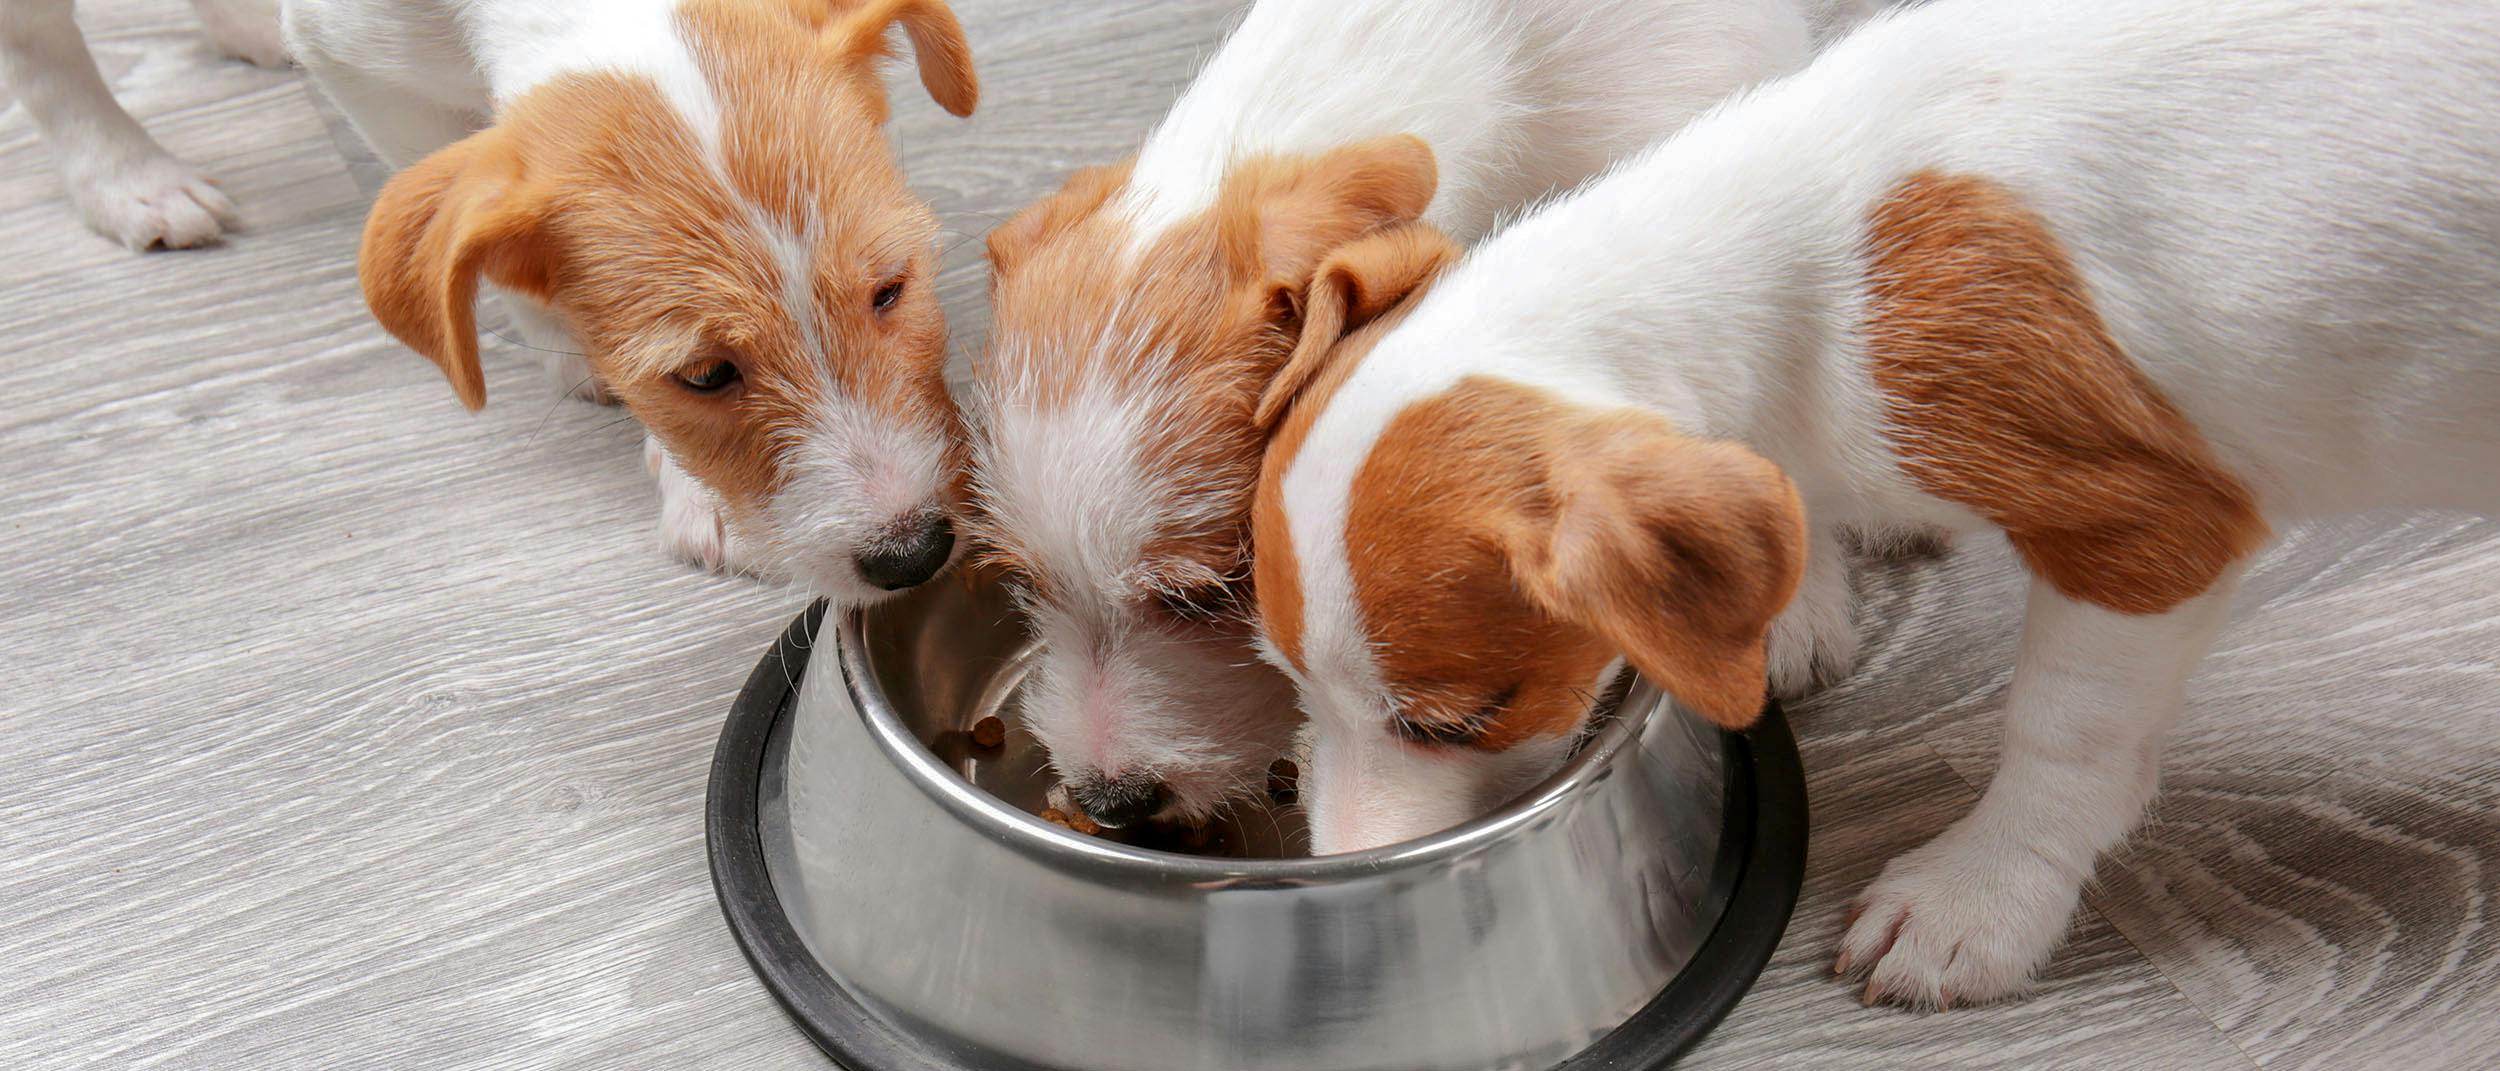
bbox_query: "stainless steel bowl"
[708,578,1806,1071]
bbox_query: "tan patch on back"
[1865,172,2268,615]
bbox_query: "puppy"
[0,0,289,249]
[1252,0,2500,1008]
[964,0,1848,831]
[286,0,977,594]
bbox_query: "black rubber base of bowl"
[708,602,1810,1071]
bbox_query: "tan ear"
[985,161,1133,279]
[1511,417,1807,729]
[1254,223,1458,430]
[823,0,979,118]
[359,129,551,412]
[1219,134,1438,290]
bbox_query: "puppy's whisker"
[483,326,589,359]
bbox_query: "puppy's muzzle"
[1066,773,1173,829]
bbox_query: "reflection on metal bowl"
[708,575,1806,1071]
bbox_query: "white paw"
[1766,580,1859,699]
[194,0,291,67]
[647,437,753,574]
[69,155,238,250]
[1835,822,2087,1009]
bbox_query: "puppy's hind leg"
[0,0,237,249]
[1836,565,2245,1007]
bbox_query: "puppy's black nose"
[855,514,955,591]
[1067,774,1172,830]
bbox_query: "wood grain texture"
[3,2,2495,1069]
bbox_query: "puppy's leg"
[1836,566,2243,1007]
[1768,523,1860,698]
[646,436,756,575]
[188,0,286,68]
[287,40,477,171]
[0,0,236,249]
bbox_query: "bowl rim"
[707,601,1811,1071]
[840,597,1677,880]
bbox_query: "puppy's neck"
[473,0,719,106]
[1394,128,1874,498]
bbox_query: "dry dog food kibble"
[971,716,1007,750]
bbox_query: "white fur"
[284,0,953,594]
[1272,0,2500,1004]
[974,0,1836,824]
[0,0,288,250]
[758,389,955,595]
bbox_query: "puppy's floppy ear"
[1222,134,1438,293]
[1509,415,1807,729]
[360,128,553,412]
[822,0,979,118]
[1254,223,1458,430]
[985,161,1133,280]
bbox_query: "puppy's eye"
[1389,714,1483,748]
[1152,581,1239,626]
[871,275,906,313]
[675,360,742,393]
[1388,684,1519,749]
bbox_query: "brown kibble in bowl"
[1038,807,1102,837]
[971,716,1007,750]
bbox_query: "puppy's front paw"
[193,0,291,67]
[1835,823,2086,1009]
[647,437,754,575]
[70,155,238,250]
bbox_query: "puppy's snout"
[855,512,955,591]
[1066,773,1172,830]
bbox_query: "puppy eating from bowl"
[1250,0,2500,1010]
[288,0,978,595]
[963,0,1855,832]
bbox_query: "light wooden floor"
[3,2,2494,1068]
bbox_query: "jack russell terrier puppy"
[284,0,977,595]
[964,0,1862,831]
[1252,0,2500,1009]
[0,0,288,249]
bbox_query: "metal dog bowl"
[709,578,1806,1071]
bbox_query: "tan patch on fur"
[359,0,976,524]
[1864,173,2267,614]
[1251,225,1462,671]
[969,136,1436,599]
[1256,377,1801,742]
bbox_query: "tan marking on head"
[971,135,1438,601]
[359,1,979,529]
[1864,172,2267,614]
[1329,380,1802,738]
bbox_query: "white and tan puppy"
[285,0,977,593]
[0,0,288,249]
[965,0,1856,830]
[1253,0,2500,1007]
